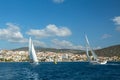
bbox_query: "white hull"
[98,60,107,64]
[90,61,99,64]
[90,60,107,65]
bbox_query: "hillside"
[80,45,120,57]
[12,47,83,54]
[95,45,120,57]
[12,44,120,57]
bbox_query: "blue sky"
[0,0,120,50]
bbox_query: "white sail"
[86,45,91,61]
[85,34,90,46]
[90,48,98,61]
[85,35,98,61]
[29,37,38,64]
[85,35,107,64]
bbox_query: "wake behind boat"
[29,37,39,65]
[85,35,107,65]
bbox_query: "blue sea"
[0,62,120,80]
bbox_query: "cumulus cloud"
[27,24,71,38]
[52,0,64,4]
[113,16,120,25]
[0,23,27,43]
[32,40,46,47]
[113,16,120,32]
[102,34,112,39]
[51,39,84,50]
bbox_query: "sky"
[0,0,120,50]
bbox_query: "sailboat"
[85,35,107,64]
[29,37,39,65]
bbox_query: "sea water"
[0,62,120,80]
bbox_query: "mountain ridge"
[12,44,120,57]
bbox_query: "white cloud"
[113,16,120,25]
[33,40,46,47]
[51,39,84,50]
[52,0,64,4]
[102,34,112,39]
[0,23,27,43]
[113,16,120,32]
[27,24,72,38]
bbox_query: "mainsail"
[29,37,38,64]
[85,35,98,61]
[90,48,98,61]
[85,34,107,64]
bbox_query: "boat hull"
[90,60,107,65]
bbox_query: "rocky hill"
[95,45,120,57]
[12,47,83,54]
[12,44,120,57]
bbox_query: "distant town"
[0,45,120,62]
